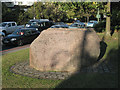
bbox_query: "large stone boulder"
[30,28,100,73]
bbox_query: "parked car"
[50,25,68,28]
[50,25,63,28]
[2,28,40,46]
[25,19,42,27]
[0,31,5,39]
[69,23,85,28]
[86,20,98,28]
[74,20,85,27]
[26,19,54,32]
[0,22,24,36]
[0,31,5,45]
[54,22,69,28]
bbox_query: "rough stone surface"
[30,28,101,73]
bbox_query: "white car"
[86,20,98,28]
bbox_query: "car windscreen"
[0,23,7,27]
[31,22,38,26]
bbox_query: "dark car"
[26,19,55,32]
[2,28,40,46]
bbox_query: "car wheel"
[17,40,23,46]
[2,31,6,36]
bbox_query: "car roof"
[28,20,52,24]
[17,28,36,31]
[2,22,16,23]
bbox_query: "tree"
[111,2,120,32]
[2,2,25,24]
[2,3,12,22]
[105,1,111,37]
[17,2,107,24]
[54,2,76,20]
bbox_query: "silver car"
[50,24,69,28]
[0,32,5,39]
[86,20,98,28]
[0,32,5,45]
[69,23,85,28]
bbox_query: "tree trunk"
[0,2,2,23]
[105,2,111,37]
[87,16,89,22]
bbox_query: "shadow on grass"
[55,48,118,88]
[55,73,117,88]
[55,29,118,88]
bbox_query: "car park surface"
[2,28,40,46]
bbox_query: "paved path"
[10,60,116,80]
[1,44,30,55]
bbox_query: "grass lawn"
[2,49,62,88]
[97,32,118,71]
[2,31,119,88]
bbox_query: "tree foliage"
[3,2,119,26]
[2,3,24,24]
[21,2,106,23]
[111,2,120,31]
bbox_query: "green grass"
[2,32,119,88]
[2,49,61,88]
[97,32,118,71]
[56,73,118,88]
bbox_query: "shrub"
[94,20,106,32]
